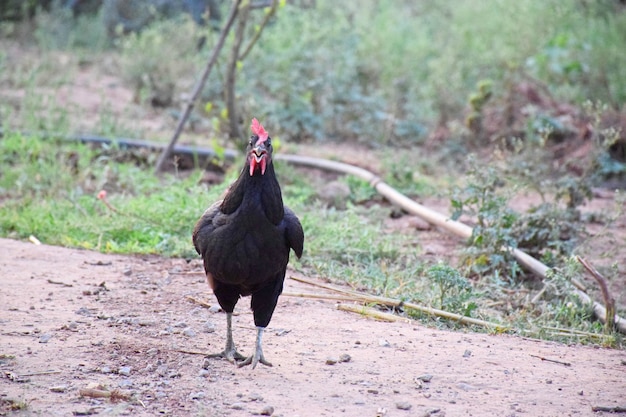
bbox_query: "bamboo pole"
[279,155,626,335]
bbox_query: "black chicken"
[193,118,304,369]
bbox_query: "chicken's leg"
[205,312,245,364]
[238,326,272,369]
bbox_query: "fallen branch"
[529,354,571,367]
[337,304,413,323]
[290,275,508,331]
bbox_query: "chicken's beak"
[249,146,268,176]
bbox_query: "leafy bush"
[425,262,475,315]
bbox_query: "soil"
[1,238,625,417]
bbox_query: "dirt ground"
[1,238,625,417]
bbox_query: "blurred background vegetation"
[1,0,625,342]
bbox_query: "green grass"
[1,132,623,345]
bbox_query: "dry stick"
[186,296,212,309]
[290,275,507,330]
[79,388,130,402]
[282,291,364,302]
[154,0,243,173]
[576,255,616,332]
[592,406,626,413]
[15,370,60,377]
[529,354,572,367]
[278,155,626,335]
[175,349,208,356]
[337,304,413,323]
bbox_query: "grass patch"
[0,132,623,345]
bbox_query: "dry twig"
[282,291,362,302]
[79,388,129,402]
[47,279,73,287]
[591,405,626,413]
[290,275,508,331]
[186,296,212,309]
[529,354,571,366]
[337,304,413,323]
[175,349,208,356]
[577,256,616,333]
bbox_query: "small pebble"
[379,339,391,347]
[189,391,205,400]
[174,321,188,328]
[123,268,132,276]
[248,393,264,402]
[50,385,68,393]
[396,401,412,411]
[457,382,475,391]
[416,374,433,383]
[258,405,274,416]
[100,366,112,374]
[75,307,92,316]
[182,327,197,338]
[146,348,158,355]
[118,366,132,376]
[208,305,221,313]
[198,369,210,378]
[325,357,338,365]
[39,334,53,343]
[463,349,472,358]
[231,402,246,410]
[578,390,584,396]
[339,354,351,363]
[118,379,133,388]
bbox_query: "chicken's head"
[247,118,273,176]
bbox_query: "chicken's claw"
[237,351,272,369]
[237,326,272,369]
[205,348,246,364]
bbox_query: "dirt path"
[1,238,624,416]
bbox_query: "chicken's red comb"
[251,118,269,144]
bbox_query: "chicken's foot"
[238,326,273,369]
[204,312,246,365]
